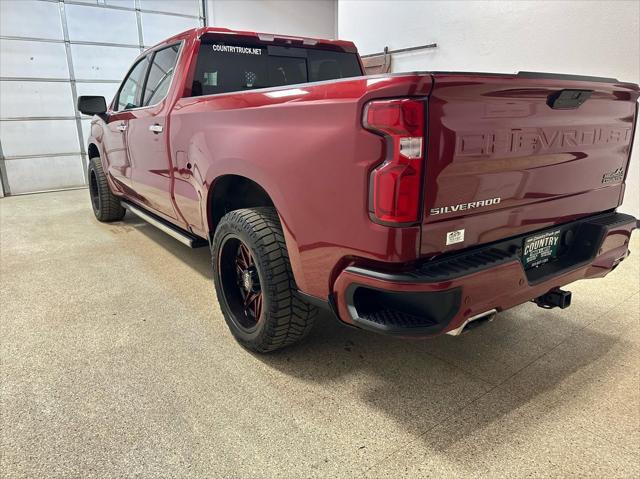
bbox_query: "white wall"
[338,0,640,217]
[207,0,336,38]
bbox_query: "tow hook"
[534,288,572,309]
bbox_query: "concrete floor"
[1,189,638,478]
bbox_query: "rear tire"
[88,157,125,222]
[212,207,318,353]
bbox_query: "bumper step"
[359,309,439,330]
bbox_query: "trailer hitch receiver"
[534,288,572,309]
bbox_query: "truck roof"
[150,27,358,54]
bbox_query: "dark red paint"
[88,27,639,334]
[421,74,639,256]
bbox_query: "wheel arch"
[205,173,309,295]
[206,174,275,235]
[87,142,100,159]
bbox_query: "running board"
[122,201,207,248]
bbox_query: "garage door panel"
[0,40,70,79]
[140,12,199,47]
[139,0,200,17]
[105,0,136,7]
[0,0,204,195]
[71,44,140,81]
[0,0,64,40]
[0,81,76,119]
[65,4,139,45]
[4,155,85,194]
[68,0,135,7]
[0,120,80,157]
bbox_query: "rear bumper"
[332,212,637,337]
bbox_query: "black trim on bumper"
[344,284,461,336]
[343,211,636,335]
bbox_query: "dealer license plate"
[522,229,561,268]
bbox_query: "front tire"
[88,157,125,222]
[212,207,318,353]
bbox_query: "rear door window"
[143,43,181,107]
[191,42,362,96]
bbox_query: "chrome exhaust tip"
[446,309,498,336]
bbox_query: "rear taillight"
[363,99,425,224]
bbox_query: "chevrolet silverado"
[78,27,639,352]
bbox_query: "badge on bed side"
[446,229,465,246]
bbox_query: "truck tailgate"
[421,72,639,256]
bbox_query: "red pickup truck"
[79,27,638,353]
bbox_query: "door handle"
[117,122,127,132]
[149,124,163,134]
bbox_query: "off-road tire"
[212,207,318,353]
[88,157,125,222]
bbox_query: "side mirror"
[77,96,107,116]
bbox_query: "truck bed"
[169,69,638,298]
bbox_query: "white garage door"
[0,0,203,196]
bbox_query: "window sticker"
[212,44,262,55]
[203,71,218,86]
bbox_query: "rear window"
[190,42,362,96]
